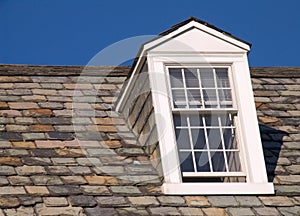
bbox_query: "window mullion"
[181,69,189,109]
[202,115,213,172]
[197,68,205,109]
[187,115,198,173]
[218,116,229,172]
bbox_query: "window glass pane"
[187,89,202,108]
[203,89,217,105]
[205,115,219,126]
[200,68,215,88]
[191,129,206,149]
[222,128,237,149]
[184,69,199,88]
[175,129,190,149]
[189,114,203,126]
[195,152,210,172]
[169,68,183,88]
[179,152,194,172]
[218,89,232,102]
[173,114,187,126]
[211,151,226,172]
[226,152,241,172]
[220,114,232,126]
[216,68,230,88]
[172,89,186,108]
[207,129,222,149]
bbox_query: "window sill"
[162,182,274,195]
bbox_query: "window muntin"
[168,67,245,182]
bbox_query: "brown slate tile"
[44,197,68,207]
[185,196,210,207]
[8,102,38,109]
[0,157,22,166]
[202,208,228,216]
[25,186,49,195]
[0,197,20,208]
[23,109,53,117]
[84,175,118,185]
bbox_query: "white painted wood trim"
[162,182,274,195]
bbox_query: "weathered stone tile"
[44,197,68,207]
[7,149,29,156]
[0,110,22,117]
[254,207,280,216]
[19,196,42,206]
[22,95,46,101]
[0,140,12,148]
[25,186,49,195]
[47,185,82,195]
[30,124,54,132]
[8,102,38,109]
[202,208,228,216]
[61,176,87,185]
[8,176,32,185]
[184,196,210,207]
[23,109,53,117]
[277,175,300,184]
[46,166,71,175]
[22,157,52,166]
[110,186,142,196]
[0,157,22,166]
[96,196,129,207]
[0,177,9,186]
[32,76,71,83]
[84,175,118,185]
[69,195,97,207]
[80,185,111,195]
[31,175,63,185]
[16,165,46,175]
[40,83,64,89]
[278,206,300,216]
[39,102,64,109]
[47,96,73,102]
[51,157,76,165]
[35,205,84,216]
[68,166,92,175]
[0,186,26,195]
[0,197,20,208]
[55,148,86,157]
[7,89,32,95]
[158,196,186,206]
[149,207,181,215]
[259,196,294,207]
[22,132,46,140]
[0,165,16,175]
[235,196,262,207]
[128,196,159,207]
[116,207,149,216]
[76,157,101,166]
[207,196,238,207]
[84,206,117,216]
[6,125,29,132]
[0,131,23,141]
[227,208,255,216]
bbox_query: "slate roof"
[0,64,299,215]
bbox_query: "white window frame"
[147,53,274,194]
[166,65,245,179]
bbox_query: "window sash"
[168,66,243,179]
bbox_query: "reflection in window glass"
[179,152,194,172]
[195,152,210,172]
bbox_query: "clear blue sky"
[1,0,299,66]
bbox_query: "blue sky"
[1,0,299,66]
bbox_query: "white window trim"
[147,53,274,194]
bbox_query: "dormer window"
[116,17,274,194]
